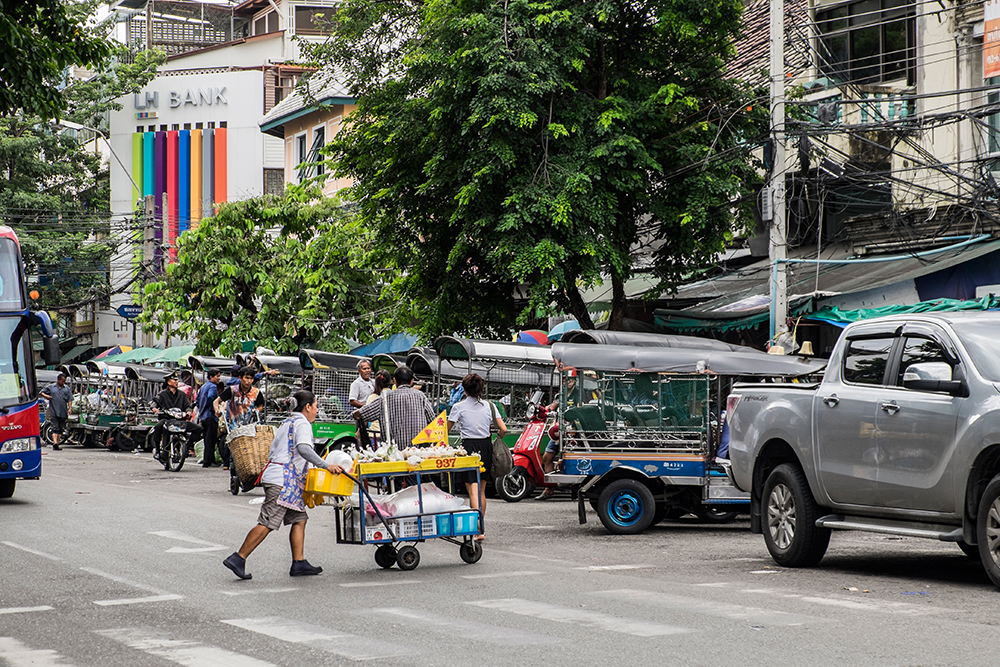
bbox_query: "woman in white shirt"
[447,374,506,541]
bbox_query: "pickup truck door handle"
[822,395,840,407]
[880,401,900,415]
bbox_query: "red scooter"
[496,392,557,502]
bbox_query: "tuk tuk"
[299,349,370,450]
[119,364,173,451]
[253,354,303,422]
[546,342,825,534]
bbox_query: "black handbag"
[490,403,513,478]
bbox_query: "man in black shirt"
[151,375,203,460]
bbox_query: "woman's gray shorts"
[257,484,308,530]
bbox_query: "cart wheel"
[230,475,240,496]
[374,544,397,569]
[459,540,483,564]
[396,545,420,571]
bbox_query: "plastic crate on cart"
[394,515,437,539]
[436,510,480,536]
[305,465,356,496]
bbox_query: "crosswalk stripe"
[222,617,411,661]
[93,594,184,607]
[467,598,691,637]
[460,570,543,579]
[339,579,422,588]
[590,589,826,626]
[79,567,172,596]
[96,628,275,667]
[0,542,62,561]
[220,587,301,597]
[371,607,557,646]
[0,606,55,615]
[741,588,964,616]
[0,637,77,667]
[573,565,651,571]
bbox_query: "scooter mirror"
[529,390,543,405]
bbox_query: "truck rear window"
[843,337,893,385]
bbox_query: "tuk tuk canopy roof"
[188,355,234,372]
[257,355,302,375]
[550,343,826,376]
[433,336,554,365]
[299,349,367,371]
[560,330,753,351]
[124,364,173,382]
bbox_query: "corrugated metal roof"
[260,69,354,134]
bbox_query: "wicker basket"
[227,424,274,486]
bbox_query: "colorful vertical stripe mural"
[131,127,228,263]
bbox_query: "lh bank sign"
[134,87,229,110]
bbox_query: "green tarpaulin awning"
[61,344,93,364]
[805,295,1000,327]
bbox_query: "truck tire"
[0,479,14,498]
[761,463,830,567]
[597,479,656,534]
[975,474,1000,588]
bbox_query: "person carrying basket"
[223,390,346,580]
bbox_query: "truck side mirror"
[902,362,964,395]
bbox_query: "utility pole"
[768,0,789,345]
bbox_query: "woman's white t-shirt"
[449,397,493,439]
[261,416,315,486]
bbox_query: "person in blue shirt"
[197,369,224,468]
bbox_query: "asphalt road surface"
[1,446,998,666]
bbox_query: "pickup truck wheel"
[975,475,1000,587]
[762,464,830,567]
[597,479,656,534]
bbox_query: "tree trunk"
[607,272,626,331]
[565,284,595,329]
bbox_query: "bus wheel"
[0,479,14,499]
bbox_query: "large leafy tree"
[310,0,764,335]
[0,0,164,312]
[140,190,383,356]
[0,0,111,120]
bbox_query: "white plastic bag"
[382,483,464,517]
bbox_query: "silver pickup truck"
[727,312,1000,588]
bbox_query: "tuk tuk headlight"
[1,438,36,453]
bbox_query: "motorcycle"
[496,391,556,503]
[157,407,191,472]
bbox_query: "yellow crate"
[356,455,482,476]
[305,464,356,497]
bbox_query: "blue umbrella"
[548,320,581,342]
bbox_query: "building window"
[295,6,335,36]
[268,11,279,33]
[264,168,285,196]
[296,134,308,183]
[311,127,325,177]
[816,0,915,85]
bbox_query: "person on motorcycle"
[214,366,266,429]
[151,374,204,460]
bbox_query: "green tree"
[0,39,164,312]
[140,190,383,356]
[0,0,112,120]
[311,0,763,335]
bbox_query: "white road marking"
[488,549,578,566]
[750,570,780,574]
[150,531,228,553]
[79,567,172,595]
[220,587,300,597]
[574,565,652,571]
[0,637,77,666]
[468,598,691,637]
[97,628,275,666]
[93,594,184,607]
[590,589,826,626]
[693,583,730,587]
[461,570,543,580]
[741,588,964,616]
[0,606,55,615]
[523,525,556,530]
[1,541,62,561]
[339,579,422,588]
[372,607,557,645]
[222,617,411,661]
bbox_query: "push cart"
[317,456,485,570]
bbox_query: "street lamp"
[55,119,142,199]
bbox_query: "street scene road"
[2,448,997,667]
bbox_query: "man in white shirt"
[348,360,375,409]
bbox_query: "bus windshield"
[0,316,34,407]
[0,238,25,311]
